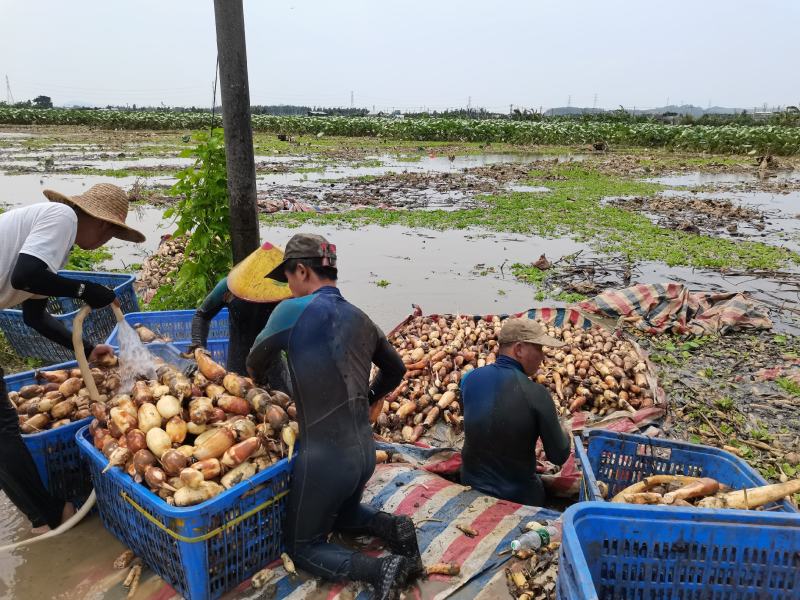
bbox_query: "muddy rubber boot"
[369,512,424,580]
[350,553,410,600]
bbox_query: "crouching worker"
[188,241,292,393]
[460,317,571,506]
[247,234,421,600]
[1,184,145,532]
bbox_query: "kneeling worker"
[189,241,292,392]
[460,317,571,506]
[247,234,420,600]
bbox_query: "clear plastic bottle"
[510,525,559,552]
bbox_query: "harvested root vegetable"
[134,324,158,343]
[456,524,478,537]
[282,425,296,461]
[622,492,664,505]
[426,563,460,576]
[251,568,275,590]
[662,477,720,505]
[281,553,297,576]
[145,427,171,458]
[610,475,700,503]
[221,437,261,468]
[221,460,257,489]
[697,479,800,510]
[113,550,135,569]
[195,349,226,382]
[174,481,224,506]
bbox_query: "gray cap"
[498,318,565,347]
[265,233,337,282]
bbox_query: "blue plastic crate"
[5,361,93,505]
[0,270,138,364]
[558,501,800,599]
[76,425,290,600]
[576,430,798,512]
[105,308,229,347]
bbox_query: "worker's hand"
[182,362,199,378]
[89,344,115,363]
[81,282,117,309]
[368,398,383,425]
[185,343,204,357]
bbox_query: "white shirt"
[0,202,78,309]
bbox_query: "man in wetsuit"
[247,234,420,600]
[460,317,571,506]
[0,184,144,533]
[188,242,292,392]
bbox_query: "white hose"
[0,490,96,553]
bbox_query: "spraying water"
[116,321,158,391]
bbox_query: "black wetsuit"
[3,253,115,528]
[247,286,405,580]
[190,277,291,393]
[460,355,571,506]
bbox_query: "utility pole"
[213,0,259,263]
[5,76,14,105]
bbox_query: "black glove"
[182,362,199,377]
[80,282,117,309]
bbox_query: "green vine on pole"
[149,130,232,309]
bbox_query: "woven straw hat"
[43,183,146,243]
[228,241,293,303]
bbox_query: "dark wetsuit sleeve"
[246,295,312,385]
[11,253,81,298]
[190,277,228,349]
[368,333,406,405]
[21,298,95,354]
[530,385,571,466]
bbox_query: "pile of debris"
[136,234,188,304]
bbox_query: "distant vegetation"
[2,108,800,154]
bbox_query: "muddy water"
[647,170,800,187]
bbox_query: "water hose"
[0,303,125,553]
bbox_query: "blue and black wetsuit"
[460,355,570,506]
[191,277,291,392]
[247,286,406,580]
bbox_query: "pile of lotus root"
[90,349,298,506]
[375,314,655,442]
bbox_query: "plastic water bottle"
[510,525,559,552]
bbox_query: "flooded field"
[1,125,800,598]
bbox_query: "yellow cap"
[227,242,293,303]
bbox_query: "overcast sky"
[2,0,798,111]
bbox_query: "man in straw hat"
[248,233,419,600]
[187,241,292,391]
[0,183,144,533]
[460,317,571,506]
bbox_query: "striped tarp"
[141,463,558,600]
[578,283,772,335]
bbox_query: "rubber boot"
[349,552,410,600]
[369,512,424,580]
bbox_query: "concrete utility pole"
[213,0,259,264]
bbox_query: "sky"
[1,0,798,112]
